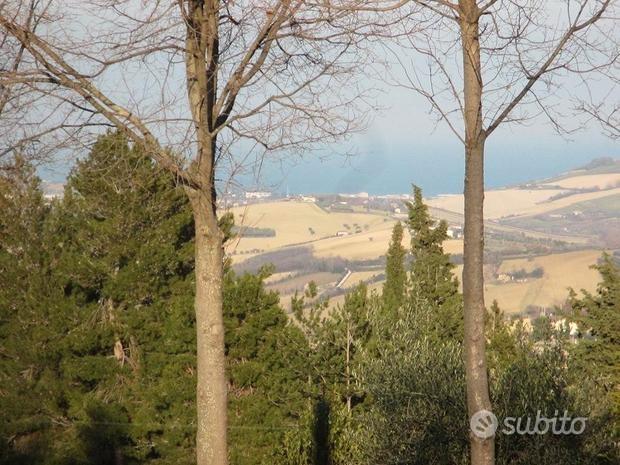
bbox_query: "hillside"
[483,249,602,313]
[225,159,619,315]
[227,201,394,259]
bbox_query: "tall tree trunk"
[188,176,228,465]
[459,2,494,465]
[345,321,352,412]
[184,2,228,463]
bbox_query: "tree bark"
[459,2,494,465]
[345,321,352,413]
[188,176,228,465]
[184,3,228,463]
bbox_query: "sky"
[37,2,619,196]
[249,87,619,196]
[41,87,618,197]
[251,3,619,196]
[256,135,618,197]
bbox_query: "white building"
[245,191,271,200]
[340,192,369,199]
[447,226,463,239]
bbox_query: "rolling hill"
[225,158,619,315]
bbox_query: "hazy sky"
[255,2,619,196]
[38,3,619,196]
[255,85,619,196]
[42,83,618,196]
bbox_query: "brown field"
[427,187,620,220]
[312,225,463,260]
[326,250,603,314]
[431,207,590,244]
[532,188,620,214]
[227,201,463,263]
[226,201,389,256]
[482,249,602,313]
[549,173,620,190]
[427,189,565,219]
[342,270,382,289]
[312,225,395,259]
[264,271,298,285]
[226,201,607,316]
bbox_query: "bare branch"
[486,0,614,136]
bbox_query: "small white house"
[245,191,271,199]
[447,226,463,239]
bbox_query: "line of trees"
[0,137,314,465]
[0,2,618,465]
[231,226,276,238]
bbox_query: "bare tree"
[0,0,52,168]
[0,1,373,464]
[377,1,617,464]
[577,94,620,139]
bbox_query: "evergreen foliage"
[406,186,458,305]
[403,185,463,341]
[382,221,406,315]
[224,267,310,465]
[568,253,620,440]
[1,140,618,465]
[0,155,64,464]
[361,191,615,465]
[0,133,310,465]
[363,294,614,465]
[281,283,373,465]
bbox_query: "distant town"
[224,189,465,236]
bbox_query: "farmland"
[427,186,620,219]
[227,201,390,256]
[226,166,619,315]
[547,173,620,189]
[483,249,603,314]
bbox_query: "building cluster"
[220,191,464,239]
[245,191,272,200]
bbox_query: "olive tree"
[377,1,617,464]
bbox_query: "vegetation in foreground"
[1,134,618,464]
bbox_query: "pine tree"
[1,133,314,465]
[59,133,313,465]
[287,282,373,465]
[0,155,65,464]
[407,186,457,303]
[485,299,530,378]
[0,154,51,317]
[46,131,196,464]
[382,221,406,316]
[569,253,620,432]
[405,185,462,341]
[224,267,311,465]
